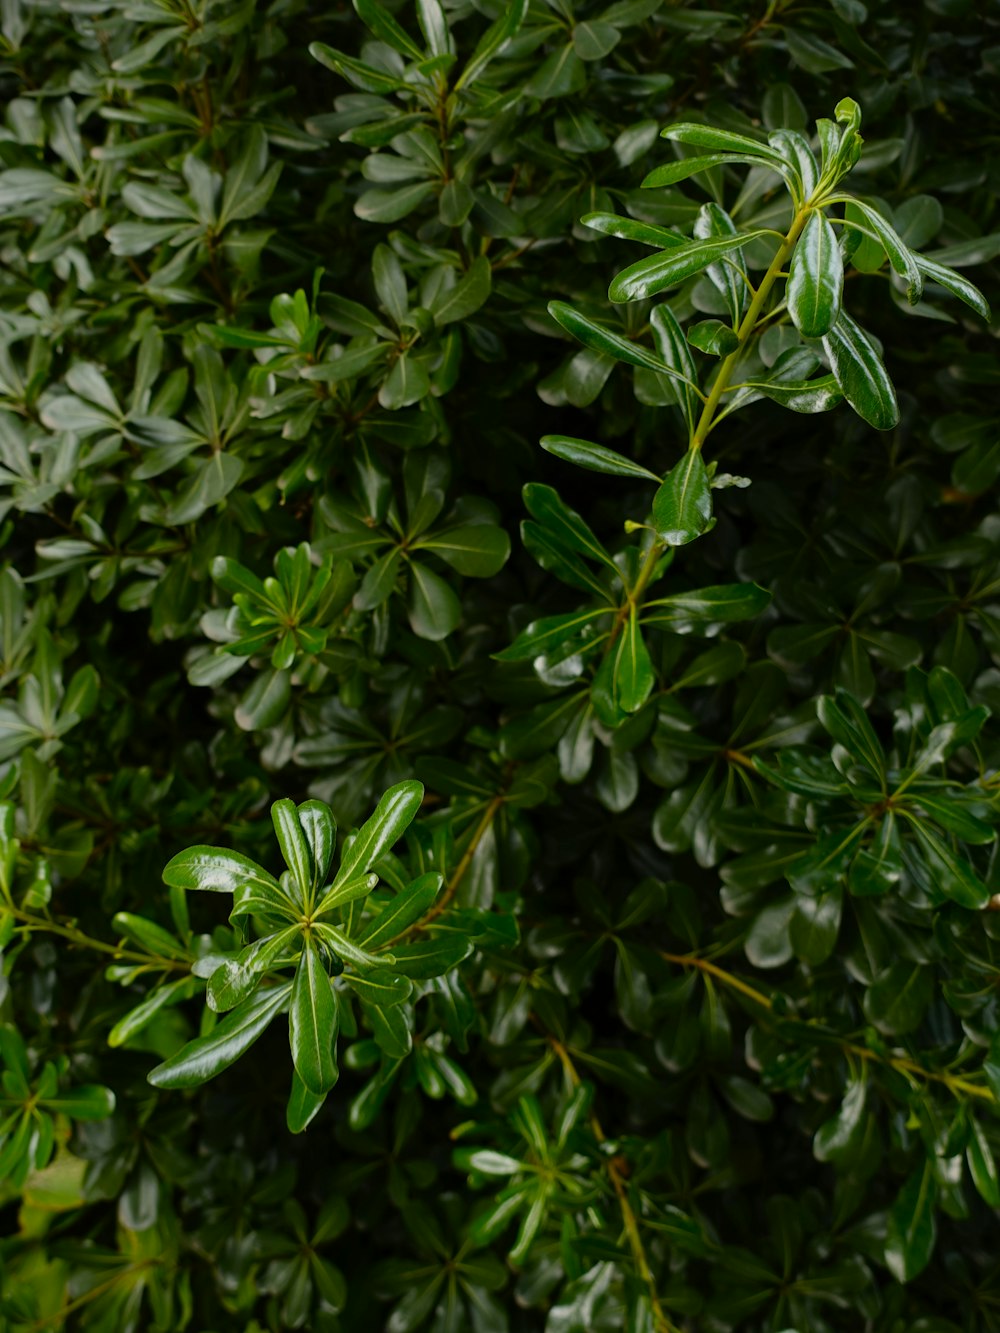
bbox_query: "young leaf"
[271,799,313,902]
[298,801,336,893]
[609,607,655,713]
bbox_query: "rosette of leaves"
[147,781,435,1132]
[318,447,510,641]
[496,481,771,723]
[749,672,997,929]
[0,1025,115,1188]
[188,542,357,733]
[203,244,492,463]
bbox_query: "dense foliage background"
[1,0,999,1329]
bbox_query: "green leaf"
[788,210,843,338]
[413,523,510,577]
[885,1158,938,1282]
[609,607,655,713]
[573,19,620,60]
[642,152,779,188]
[838,197,922,302]
[456,0,527,89]
[287,1069,328,1134]
[650,305,700,435]
[642,582,771,632]
[816,693,885,778]
[357,874,442,948]
[913,253,991,321]
[235,668,292,732]
[967,1117,1000,1207]
[310,41,404,92]
[523,44,585,100]
[353,0,424,60]
[494,608,612,662]
[660,122,784,164]
[407,560,461,640]
[361,997,412,1057]
[523,483,617,571]
[687,319,741,356]
[344,971,411,1007]
[379,352,431,410]
[271,799,312,902]
[901,815,990,909]
[147,984,292,1089]
[814,1079,866,1165]
[652,450,712,546]
[289,941,339,1095]
[786,28,855,73]
[386,935,473,978]
[540,435,659,481]
[298,801,336,893]
[332,781,424,892]
[108,977,198,1048]
[40,1085,116,1119]
[163,846,281,897]
[206,958,260,1014]
[580,212,684,248]
[790,886,842,964]
[822,310,899,430]
[355,182,436,223]
[355,548,403,612]
[863,961,933,1035]
[694,202,746,325]
[429,257,491,327]
[547,300,698,390]
[849,815,902,896]
[609,232,767,303]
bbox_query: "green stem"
[662,950,996,1102]
[380,793,505,947]
[4,904,187,972]
[548,1035,680,1333]
[689,206,812,451]
[603,537,666,655]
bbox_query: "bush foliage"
[1,0,999,1329]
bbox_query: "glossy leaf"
[788,210,843,337]
[822,310,899,430]
[609,232,767,303]
[147,984,292,1089]
[289,941,339,1095]
[652,450,712,546]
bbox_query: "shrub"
[1,1,999,1329]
